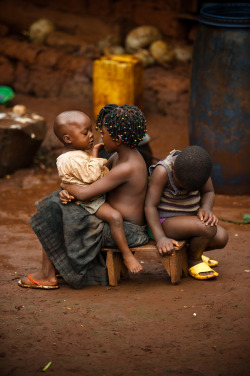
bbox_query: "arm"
[145,166,179,255]
[61,161,131,202]
[92,144,117,170]
[198,177,218,226]
[92,142,104,158]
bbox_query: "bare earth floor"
[0,95,250,376]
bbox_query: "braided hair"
[96,104,147,148]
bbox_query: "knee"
[109,210,123,227]
[199,222,217,239]
[216,227,229,249]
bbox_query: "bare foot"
[20,271,58,287]
[123,254,143,273]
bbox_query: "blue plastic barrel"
[189,3,250,194]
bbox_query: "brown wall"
[0,0,198,40]
[0,0,197,105]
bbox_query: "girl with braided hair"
[54,110,144,274]
[60,104,148,274]
[96,104,147,149]
[19,104,149,289]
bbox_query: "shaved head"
[54,111,91,143]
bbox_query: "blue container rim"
[198,3,250,28]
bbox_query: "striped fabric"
[149,150,201,218]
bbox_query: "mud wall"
[0,0,198,109]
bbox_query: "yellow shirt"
[56,150,109,187]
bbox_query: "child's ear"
[115,135,122,145]
[63,135,72,144]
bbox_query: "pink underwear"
[160,218,166,224]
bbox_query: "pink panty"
[160,218,166,224]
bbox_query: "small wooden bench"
[102,240,188,286]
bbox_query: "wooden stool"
[102,240,188,286]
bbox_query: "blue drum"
[189,3,250,194]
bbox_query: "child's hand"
[59,189,75,205]
[92,143,104,158]
[157,236,180,256]
[198,208,218,226]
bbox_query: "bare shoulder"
[127,150,147,174]
[153,164,168,174]
[112,152,147,188]
[150,164,169,184]
[112,157,136,177]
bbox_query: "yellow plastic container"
[93,54,143,120]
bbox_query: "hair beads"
[96,104,147,148]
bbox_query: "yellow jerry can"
[93,54,143,120]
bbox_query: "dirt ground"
[0,92,250,376]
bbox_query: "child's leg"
[96,203,143,273]
[206,225,228,251]
[162,216,218,277]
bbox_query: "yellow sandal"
[202,255,219,267]
[189,262,219,280]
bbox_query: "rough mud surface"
[0,94,250,376]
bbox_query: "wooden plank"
[103,240,188,286]
[102,240,186,253]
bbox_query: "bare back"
[106,149,148,225]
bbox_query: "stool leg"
[120,260,129,280]
[157,245,188,284]
[169,251,182,284]
[115,252,129,280]
[180,245,189,277]
[170,246,188,283]
[106,251,118,286]
[106,251,128,286]
[159,255,171,277]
